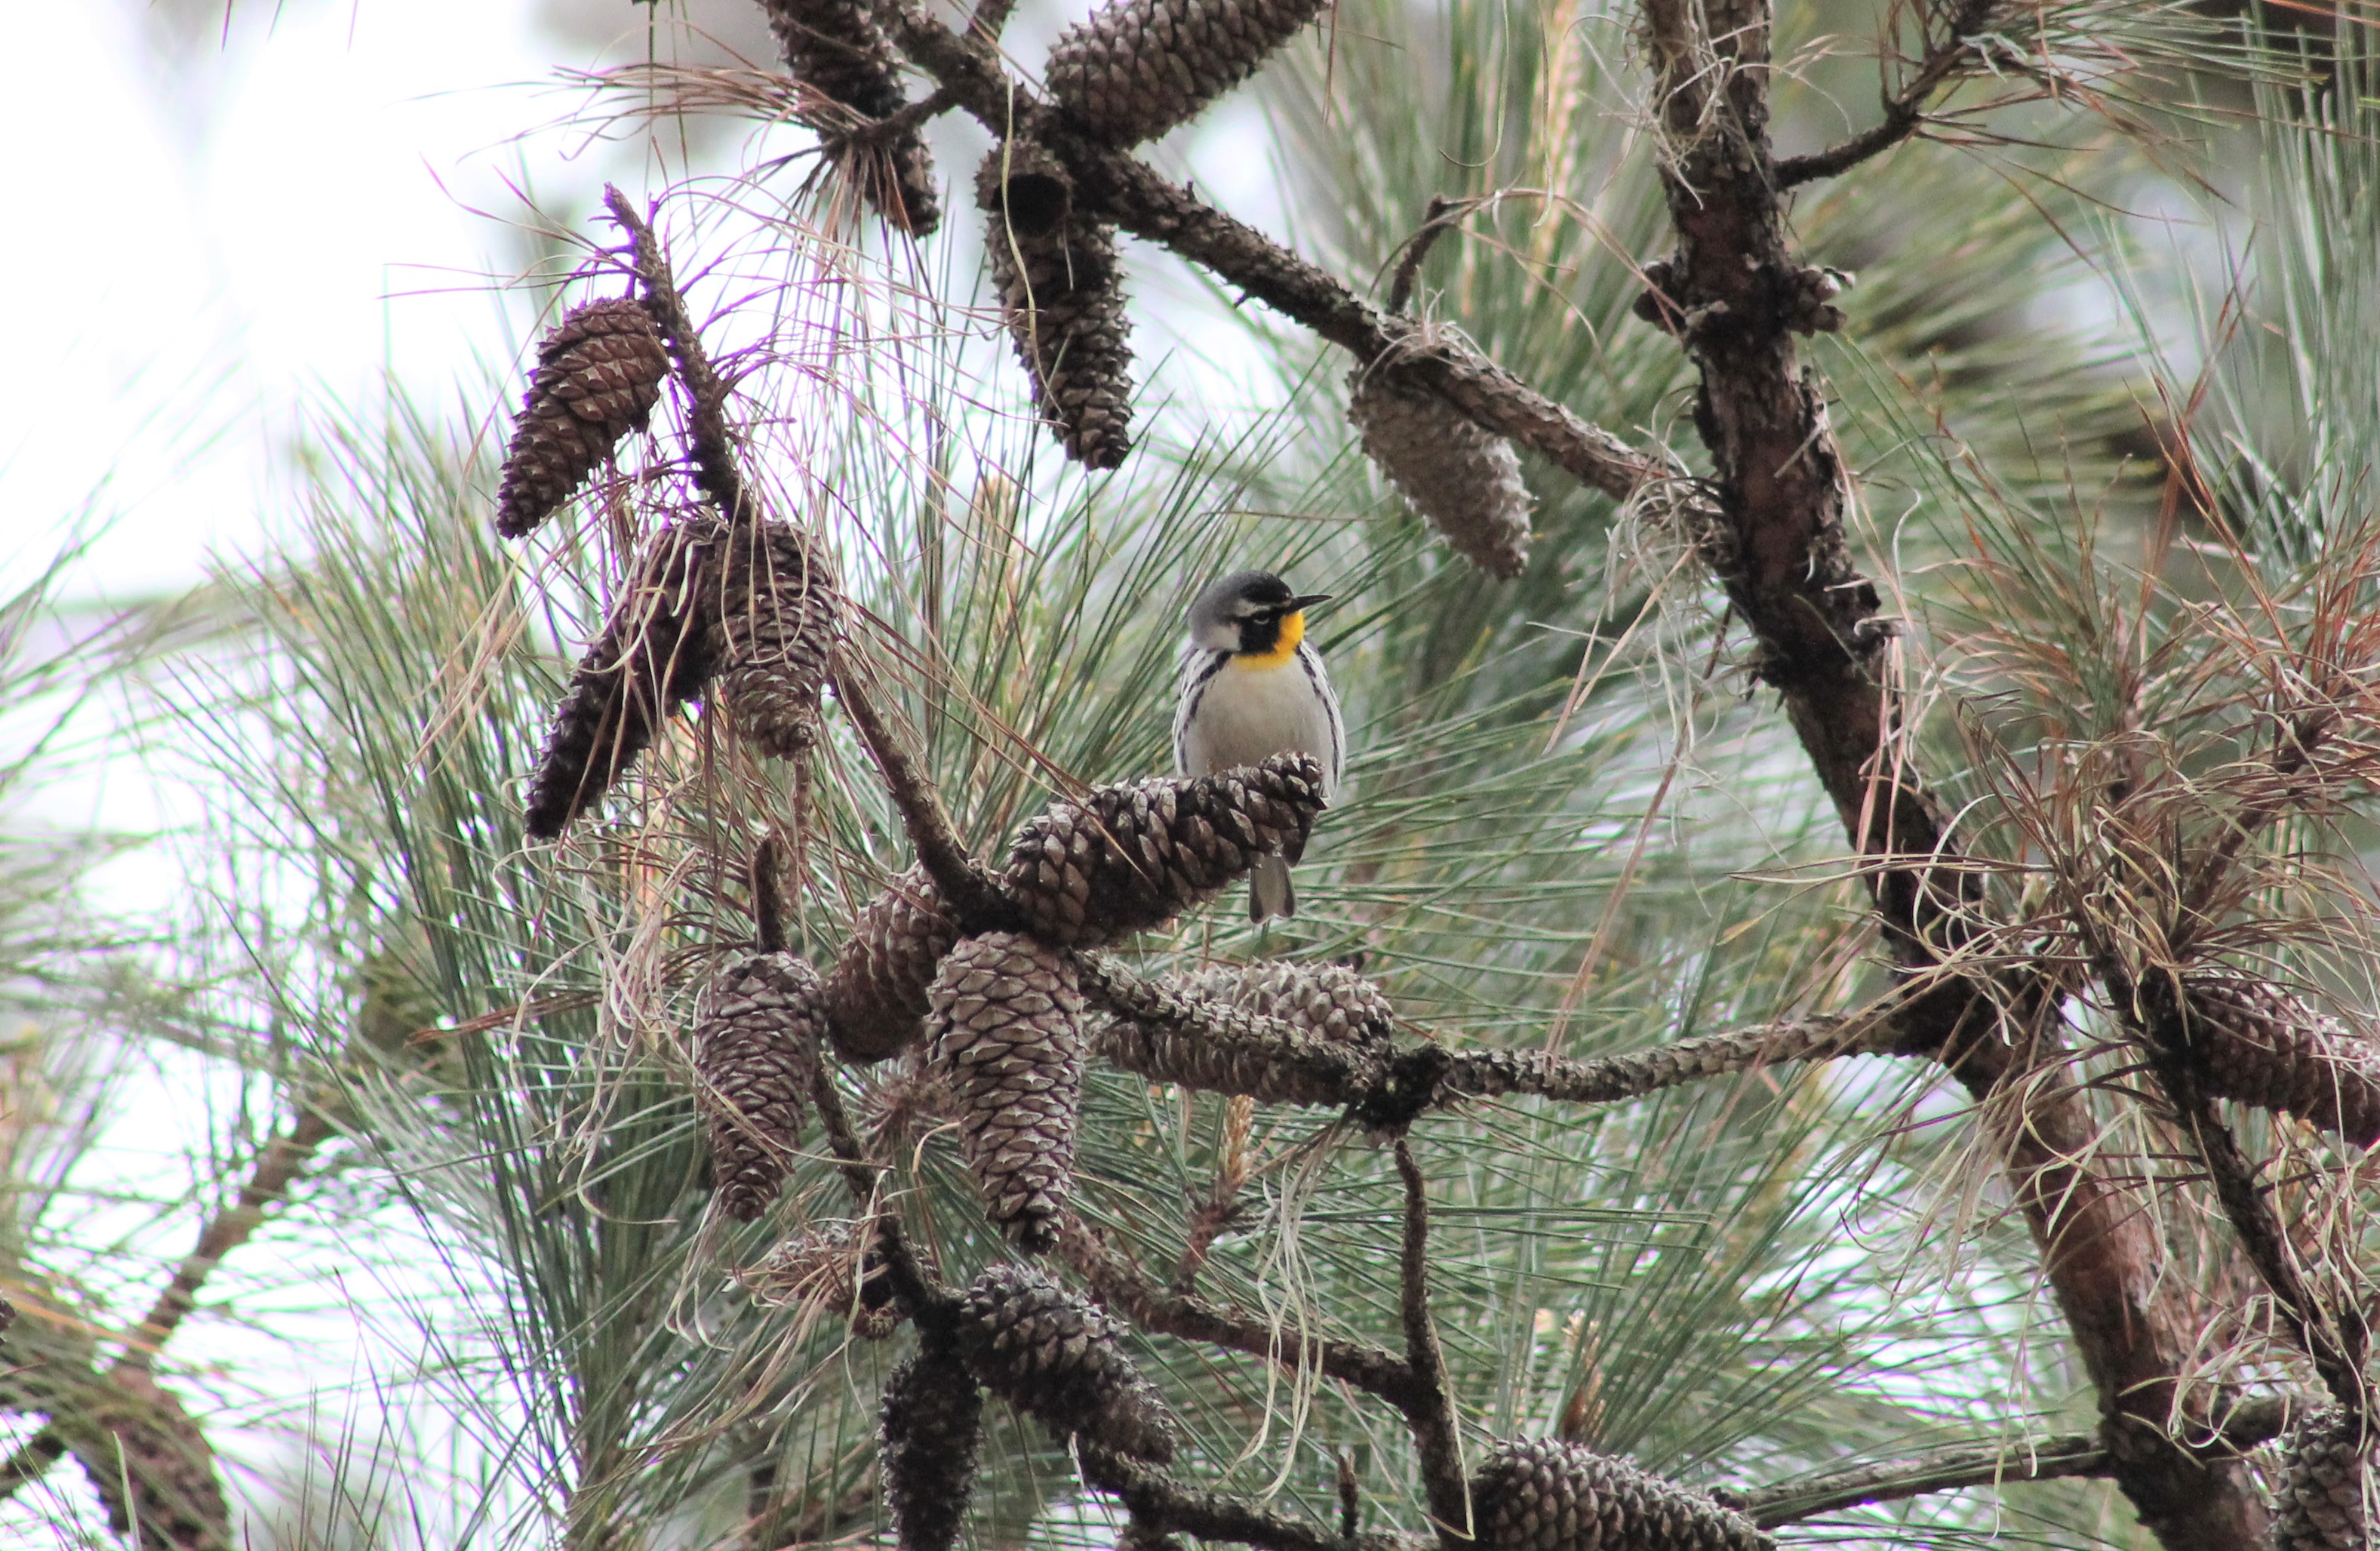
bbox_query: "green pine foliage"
[6,4,2378,1550]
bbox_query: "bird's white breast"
[1178,651,1339,799]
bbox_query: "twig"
[749,834,787,956]
[1391,1141,1468,1546]
[1078,1446,1406,1551]
[1058,1217,1419,1404]
[1336,1452,1361,1538]
[1772,0,1999,186]
[120,1108,335,1368]
[827,663,1017,931]
[1437,1015,1897,1106]
[1735,1397,2296,1527]
[1385,196,1466,315]
[838,86,956,147]
[606,187,1013,931]
[602,185,752,524]
[966,0,1020,42]
[0,1103,332,1509]
[1739,1436,2108,1526]
[800,1033,959,1328]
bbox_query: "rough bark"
[1632,0,2270,1540]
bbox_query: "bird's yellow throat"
[1234,609,1305,669]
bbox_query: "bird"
[1173,570,1345,921]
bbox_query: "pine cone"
[743,1218,903,1339]
[1081,954,1386,1106]
[1000,755,1328,948]
[2271,1405,2372,1549]
[823,866,962,1062]
[881,1339,984,1551]
[927,933,1087,1251]
[496,298,670,539]
[2184,973,2380,1146]
[66,1369,232,1551]
[1473,1437,1773,1551]
[694,950,825,1221]
[957,1264,1177,1463]
[1184,959,1395,1045]
[524,515,727,839]
[706,519,843,760]
[759,0,941,234]
[1044,0,1331,147]
[980,146,1134,469]
[1348,366,1533,579]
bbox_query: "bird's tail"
[1250,854,1296,922]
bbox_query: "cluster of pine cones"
[490,292,844,839]
[755,0,1536,574]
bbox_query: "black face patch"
[1237,608,1286,656]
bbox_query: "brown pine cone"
[980,145,1133,469]
[524,515,727,839]
[64,1368,232,1551]
[497,297,669,539]
[694,950,825,1221]
[706,520,843,760]
[1044,0,1331,148]
[1184,959,1395,1045]
[742,1218,902,1339]
[957,1263,1177,1463]
[2183,973,2380,1146]
[1472,1437,1772,1551]
[823,866,961,1062]
[1081,954,1385,1106]
[1000,754,1328,948]
[881,1337,984,1551]
[2271,1405,2371,1549]
[759,0,941,235]
[927,933,1087,1251]
[1348,365,1533,579]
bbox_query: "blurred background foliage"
[0,0,2374,1547]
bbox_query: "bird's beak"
[1292,593,1332,611]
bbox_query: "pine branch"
[827,660,1018,931]
[0,1103,325,1530]
[1391,1141,1468,1545]
[604,186,752,525]
[1080,951,1904,1118]
[1772,0,2000,187]
[874,0,1662,501]
[1078,1446,1407,1551]
[1057,1217,1419,1404]
[1735,1398,2296,1526]
[1626,0,2273,1534]
[1739,1436,2111,1525]
[607,182,1014,931]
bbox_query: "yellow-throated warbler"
[1172,570,1345,920]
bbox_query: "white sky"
[0,0,1287,608]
